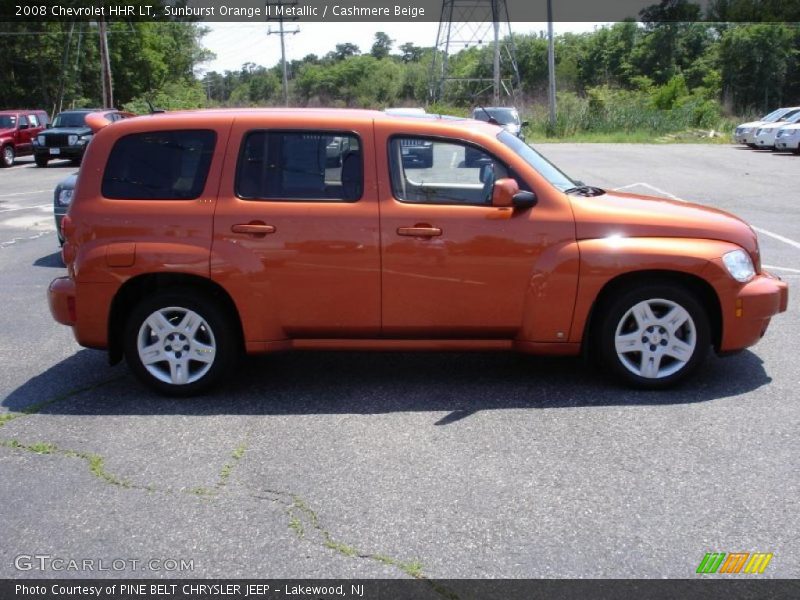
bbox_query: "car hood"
[570,190,758,256]
[757,122,788,131]
[42,127,90,136]
[737,121,764,129]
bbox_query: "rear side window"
[236,131,362,202]
[102,130,216,200]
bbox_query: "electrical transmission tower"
[429,0,521,106]
[266,1,300,106]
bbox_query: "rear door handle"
[397,226,442,237]
[231,223,276,236]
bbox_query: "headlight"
[740,127,752,133]
[77,133,93,145]
[56,188,73,207]
[755,128,763,136]
[37,135,45,145]
[68,134,78,145]
[722,249,755,283]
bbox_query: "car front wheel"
[597,285,710,389]
[124,290,238,396]
[1,145,14,167]
[35,155,48,168]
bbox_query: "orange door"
[374,124,575,339]
[212,115,381,342]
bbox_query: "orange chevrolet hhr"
[48,109,788,395]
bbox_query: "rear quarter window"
[102,130,216,200]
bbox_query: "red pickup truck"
[0,110,50,167]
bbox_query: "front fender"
[569,237,741,344]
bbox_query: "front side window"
[102,130,216,200]
[389,137,508,205]
[236,131,362,202]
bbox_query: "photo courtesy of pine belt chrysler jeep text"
[48,109,788,396]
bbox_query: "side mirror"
[512,191,537,209]
[46,123,52,129]
[491,177,518,207]
[19,123,29,130]
[521,120,529,127]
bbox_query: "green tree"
[371,32,394,60]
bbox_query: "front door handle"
[231,223,276,236]
[397,226,442,237]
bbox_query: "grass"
[529,129,732,144]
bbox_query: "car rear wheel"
[124,290,238,396]
[597,285,710,389]
[35,155,48,168]
[1,145,14,167]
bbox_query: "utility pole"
[546,0,556,133]
[98,17,113,107]
[266,1,299,106]
[57,21,75,113]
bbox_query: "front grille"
[43,134,69,147]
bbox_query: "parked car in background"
[48,108,787,396]
[384,108,433,167]
[0,109,49,167]
[472,106,528,142]
[53,172,77,245]
[734,106,800,147]
[753,110,800,149]
[774,124,800,153]
[33,108,128,167]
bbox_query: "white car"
[754,110,800,149]
[775,124,800,152]
[734,106,800,146]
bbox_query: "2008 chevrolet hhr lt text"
[48,109,788,395]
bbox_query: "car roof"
[101,107,501,138]
[58,108,113,114]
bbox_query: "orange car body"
[48,109,787,388]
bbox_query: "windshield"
[0,115,16,129]
[53,112,88,128]
[781,109,800,123]
[475,108,520,126]
[498,130,575,191]
[762,108,788,121]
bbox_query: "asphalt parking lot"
[0,146,798,582]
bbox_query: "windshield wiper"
[564,185,605,197]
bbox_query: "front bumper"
[775,138,800,150]
[34,145,86,160]
[719,271,788,352]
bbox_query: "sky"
[199,22,608,74]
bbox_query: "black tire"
[70,157,82,166]
[124,288,240,396]
[595,284,710,389]
[1,145,14,167]
[35,154,49,168]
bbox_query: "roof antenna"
[146,99,165,114]
[469,92,499,125]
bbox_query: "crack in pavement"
[0,378,455,592]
